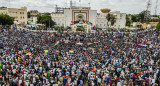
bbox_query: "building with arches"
[51,4,126,33]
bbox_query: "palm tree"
[106,13,117,28]
[110,15,116,27]
[106,13,111,28]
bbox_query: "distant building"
[96,11,126,29]
[51,3,126,33]
[30,10,39,18]
[28,10,39,24]
[0,7,27,25]
[51,13,64,26]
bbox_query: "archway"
[76,14,85,21]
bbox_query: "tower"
[144,0,152,22]
[154,0,158,15]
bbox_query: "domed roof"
[101,8,111,13]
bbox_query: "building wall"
[64,9,72,27]
[0,7,27,25]
[96,13,108,28]
[89,10,97,26]
[51,13,65,26]
[0,8,8,14]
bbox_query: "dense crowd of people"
[0,26,159,86]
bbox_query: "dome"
[101,8,111,13]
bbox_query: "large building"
[0,7,27,25]
[51,3,126,33]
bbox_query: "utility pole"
[49,20,50,30]
[70,0,72,7]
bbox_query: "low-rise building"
[96,11,126,29]
[30,10,39,18]
[51,13,64,26]
[0,7,27,25]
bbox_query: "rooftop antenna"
[79,0,81,7]
[66,0,67,8]
[88,0,91,8]
[70,0,72,7]
[154,0,158,15]
[55,5,57,13]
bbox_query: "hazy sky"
[0,0,160,14]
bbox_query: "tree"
[139,10,146,23]
[106,13,111,28]
[126,15,132,26]
[0,14,14,25]
[106,13,117,28]
[37,14,56,27]
[27,12,30,18]
[156,23,160,31]
[76,26,84,31]
[110,15,116,26]
[131,14,140,22]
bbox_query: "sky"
[0,0,160,15]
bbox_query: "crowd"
[0,26,160,86]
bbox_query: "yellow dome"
[101,8,111,13]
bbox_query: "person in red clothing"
[9,65,11,69]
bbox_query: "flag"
[137,44,147,47]
[44,49,49,54]
[27,52,32,55]
[79,21,83,23]
[69,50,74,53]
[87,43,92,45]
[92,48,95,54]
[69,60,73,64]
[91,81,92,86]
[50,34,54,37]
[42,39,45,42]
[54,41,60,46]
[0,64,1,69]
[117,30,121,34]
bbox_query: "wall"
[64,9,72,27]
[89,10,97,26]
[51,13,65,26]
